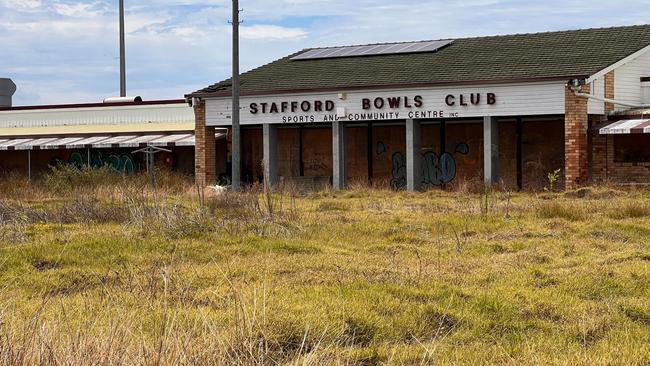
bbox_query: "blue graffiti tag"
[389,142,469,190]
[66,151,135,175]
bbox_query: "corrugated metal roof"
[0,122,195,137]
[0,102,194,133]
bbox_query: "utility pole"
[231,0,241,191]
[119,0,126,97]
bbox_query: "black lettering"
[261,102,268,113]
[314,100,323,112]
[414,95,423,108]
[291,101,298,112]
[388,97,401,108]
[374,97,385,109]
[408,111,414,118]
[487,93,496,105]
[362,98,371,110]
[270,102,279,113]
[281,101,288,112]
[460,95,468,106]
[310,116,315,123]
[470,93,480,105]
[445,95,455,106]
[404,96,412,108]
[301,101,311,112]
[325,100,335,111]
[250,103,258,114]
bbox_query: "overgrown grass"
[0,170,649,365]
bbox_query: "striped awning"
[599,119,650,134]
[0,132,225,151]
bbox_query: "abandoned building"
[188,24,650,191]
[0,89,225,178]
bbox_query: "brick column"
[592,71,615,183]
[194,100,217,187]
[604,71,615,115]
[565,84,590,189]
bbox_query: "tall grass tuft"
[608,201,650,219]
[536,201,586,221]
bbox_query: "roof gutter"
[569,79,650,109]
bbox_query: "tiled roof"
[190,24,650,96]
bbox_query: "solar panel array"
[291,39,454,61]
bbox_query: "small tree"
[544,169,562,192]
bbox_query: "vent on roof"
[0,78,16,108]
[291,39,453,61]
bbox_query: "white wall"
[614,50,650,111]
[205,81,567,126]
[588,77,605,115]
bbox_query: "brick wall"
[592,134,650,184]
[565,84,590,189]
[194,100,217,186]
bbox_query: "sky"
[1,0,650,106]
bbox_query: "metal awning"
[599,119,650,134]
[0,132,224,151]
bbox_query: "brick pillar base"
[591,133,608,182]
[564,84,589,190]
[194,100,216,187]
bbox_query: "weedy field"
[0,167,649,365]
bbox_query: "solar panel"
[291,39,453,60]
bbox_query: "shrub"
[41,165,124,194]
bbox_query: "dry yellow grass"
[0,169,649,365]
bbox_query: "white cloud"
[2,0,650,105]
[0,0,42,10]
[240,25,307,40]
[52,2,101,17]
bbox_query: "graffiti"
[455,143,470,155]
[390,152,407,189]
[303,159,328,173]
[62,151,135,175]
[390,142,470,190]
[421,151,457,186]
[376,141,387,156]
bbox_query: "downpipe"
[569,79,650,109]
